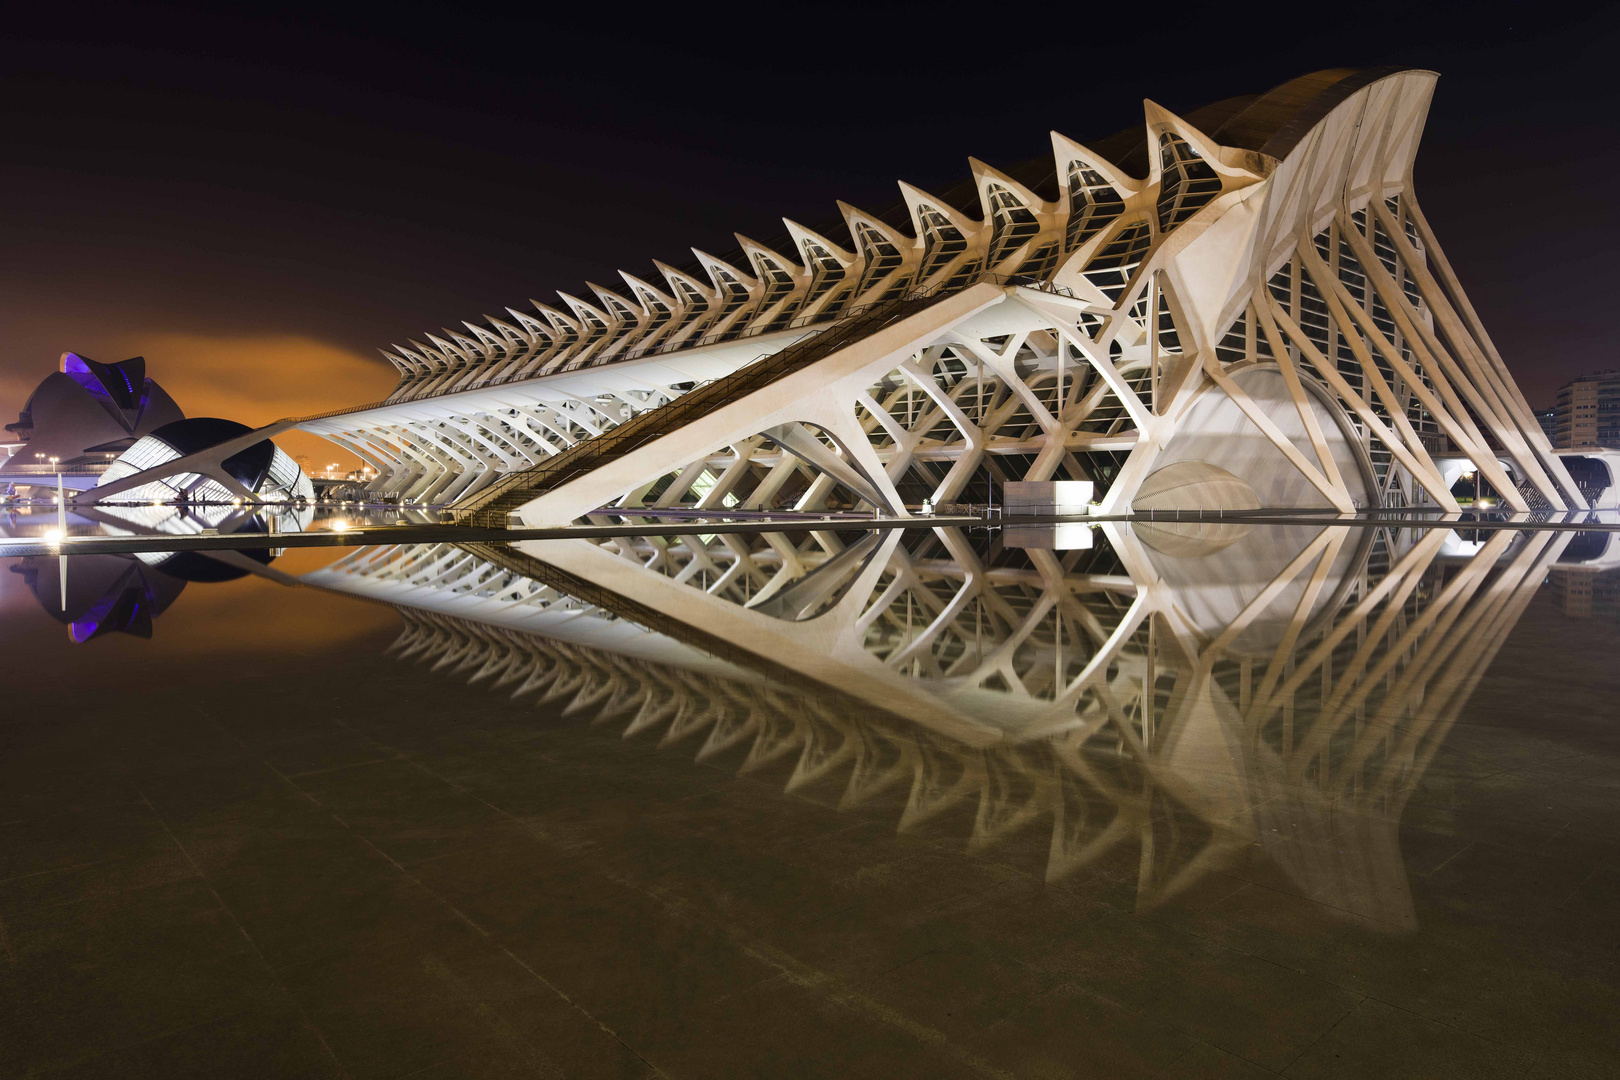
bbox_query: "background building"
[1552,370,1620,448]
[2,353,183,488]
[1537,407,1558,444]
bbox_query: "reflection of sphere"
[1138,365,1375,510]
[123,507,285,581]
[97,417,313,502]
[1132,461,1258,557]
[139,548,272,583]
[7,554,186,641]
[1135,523,1372,657]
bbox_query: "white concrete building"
[86,69,1581,521]
[290,67,1577,522]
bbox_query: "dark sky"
[0,0,1615,458]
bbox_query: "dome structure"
[3,353,183,479]
[96,417,313,503]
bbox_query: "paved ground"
[1,577,1617,1079]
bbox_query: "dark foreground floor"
[1,582,1618,1079]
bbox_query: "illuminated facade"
[96,417,313,504]
[2,353,183,489]
[291,67,1579,520]
[307,521,1567,918]
[1551,370,1620,449]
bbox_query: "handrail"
[0,463,110,476]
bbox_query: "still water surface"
[2,518,1617,1078]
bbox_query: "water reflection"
[303,521,1570,928]
[5,503,305,633]
[0,498,444,543]
[9,554,185,640]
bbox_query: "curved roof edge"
[1077,67,1436,181]
[1206,66,1437,161]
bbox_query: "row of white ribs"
[380,103,1241,403]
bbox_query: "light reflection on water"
[4,519,1614,930]
[4,516,1619,1075]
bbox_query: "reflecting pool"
[2,519,1618,1078]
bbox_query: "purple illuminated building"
[3,353,183,485]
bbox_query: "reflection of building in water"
[84,499,312,540]
[309,522,1567,928]
[9,555,186,641]
[8,547,280,641]
[7,504,309,640]
[1549,566,1620,621]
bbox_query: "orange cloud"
[3,330,401,474]
[130,333,399,471]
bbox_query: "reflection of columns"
[317,520,1559,923]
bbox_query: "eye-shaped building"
[95,416,313,504]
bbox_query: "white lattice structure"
[297,67,1578,520]
[307,521,1566,919]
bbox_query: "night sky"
[1,2,1615,468]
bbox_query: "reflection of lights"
[43,528,62,544]
[329,520,350,532]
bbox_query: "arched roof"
[731,67,1433,263]
[1203,66,1428,159]
[1084,66,1430,178]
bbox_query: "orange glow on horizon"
[3,332,397,473]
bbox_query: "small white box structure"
[1005,522,1094,551]
[1002,480,1094,517]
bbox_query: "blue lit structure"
[2,353,183,488]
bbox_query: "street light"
[47,456,66,612]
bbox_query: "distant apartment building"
[1552,371,1620,449]
[1536,407,1558,444]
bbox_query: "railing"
[0,462,110,476]
[450,287,968,526]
